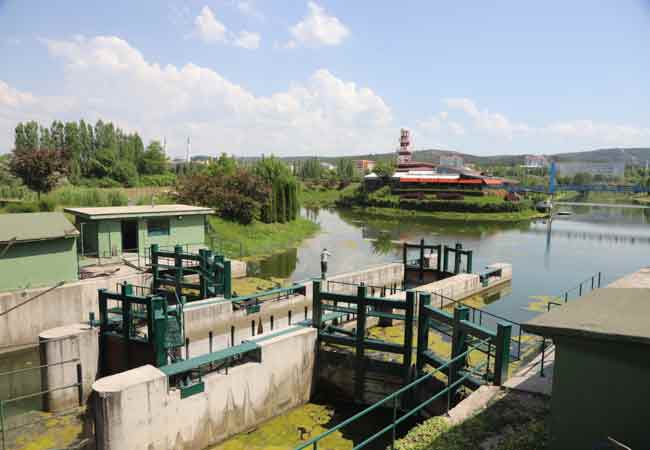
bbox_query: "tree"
[374,159,396,180]
[206,153,238,178]
[139,141,168,175]
[10,147,68,197]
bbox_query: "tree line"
[176,154,300,224]
[12,120,169,193]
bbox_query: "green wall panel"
[0,238,78,290]
[550,336,650,450]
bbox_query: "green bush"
[5,201,39,213]
[138,173,176,186]
[38,197,58,211]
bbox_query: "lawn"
[208,216,320,259]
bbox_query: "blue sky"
[0,0,649,158]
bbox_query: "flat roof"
[523,288,650,346]
[64,204,214,220]
[0,212,79,244]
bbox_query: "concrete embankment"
[93,327,317,450]
[39,262,405,412]
[0,267,151,352]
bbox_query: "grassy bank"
[394,389,549,450]
[0,185,172,214]
[299,183,359,208]
[353,206,547,222]
[559,191,650,205]
[208,216,319,260]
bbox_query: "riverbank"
[349,206,547,222]
[208,216,320,260]
[300,183,359,208]
[560,191,650,206]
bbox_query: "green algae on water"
[209,403,352,450]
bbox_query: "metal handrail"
[295,337,491,450]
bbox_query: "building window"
[147,218,170,236]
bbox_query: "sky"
[0,0,649,159]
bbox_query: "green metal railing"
[0,359,83,450]
[294,337,491,450]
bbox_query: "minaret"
[397,129,412,166]
[186,137,191,163]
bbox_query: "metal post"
[540,338,546,378]
[185,337,190,359]
[404,291,415,388]
[454,243,462,274]
[591,276,594,290]
[174,245,184,302]
[466,250,473,274]
[494,323,512,386]
[223,259,232,299]
[579,282,582,297]
[443,245,449,272]
[0,400,5,450]
[391,396,397,449]
[209,331,213,353]
[416,292,431,377]
[76,363,83,406]
[312,280,322,329]
[151,244,160,292]
[419,239,425,282]
[598,272,602,287]
[564,292,568,303]
[451,307,469,397]
[354,284,367,403]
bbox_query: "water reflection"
[256,204,649,324]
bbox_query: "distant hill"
[263,147,650,167]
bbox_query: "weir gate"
[13,240,565,450]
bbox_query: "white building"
[557,161,625,177]
[523,155,548,168]
[439,154,464,169]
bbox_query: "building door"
[121,220,139,253]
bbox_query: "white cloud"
[233,30,261,49]
[10,35,392,156]
[195,6,228,43]
[0,80,36,108]
[448,122,465,136]
[546,120,650,143]
[444,97,530,138]
[193,5,261,49]
[236,1,264,20]
[287,2,349,48]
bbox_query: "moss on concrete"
[209,403,351,450]
[231,276,287,297]
[9,409,86,450]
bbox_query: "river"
[214,203,649,449]
[250,204,650,324]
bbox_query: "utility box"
[523,288,650,450]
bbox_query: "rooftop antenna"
[186,137,191,163]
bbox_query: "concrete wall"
[325,262,405,295]
[550,336,650,450]
[39,323,99,411]
[93,327,317,450]
[0,269,151,351]
[0,238,78,291]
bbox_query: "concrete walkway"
[503,345,555,396]
[607,267,650,288]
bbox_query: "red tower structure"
[397,129,412,166]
